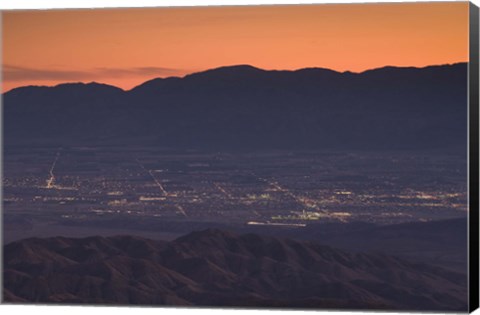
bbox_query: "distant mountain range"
[3,63,467,150]
[3,229,467,310]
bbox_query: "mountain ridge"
[3,229,468,310]
[3,62,467,94]
[4,62,468,150]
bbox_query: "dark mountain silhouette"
[263,217,468,272]
[3,63,467,150]
[3,229,467,310]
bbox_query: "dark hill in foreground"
[3,229,467,310]
[3,63,467,150]
[261,217,468,272]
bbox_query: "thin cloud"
[3,64,181,82]
[94,66,180,77]
[3,65,90,82]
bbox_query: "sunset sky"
[2,2,470,92]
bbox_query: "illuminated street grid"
[3,146,467,226]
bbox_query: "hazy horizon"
[2,2,469,92]
[2,61,468,93]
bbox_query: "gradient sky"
[2,2,470,92]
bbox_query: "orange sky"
[2,2,470,92]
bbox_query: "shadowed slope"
[4,63,467,150]
[3,229,467,310]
